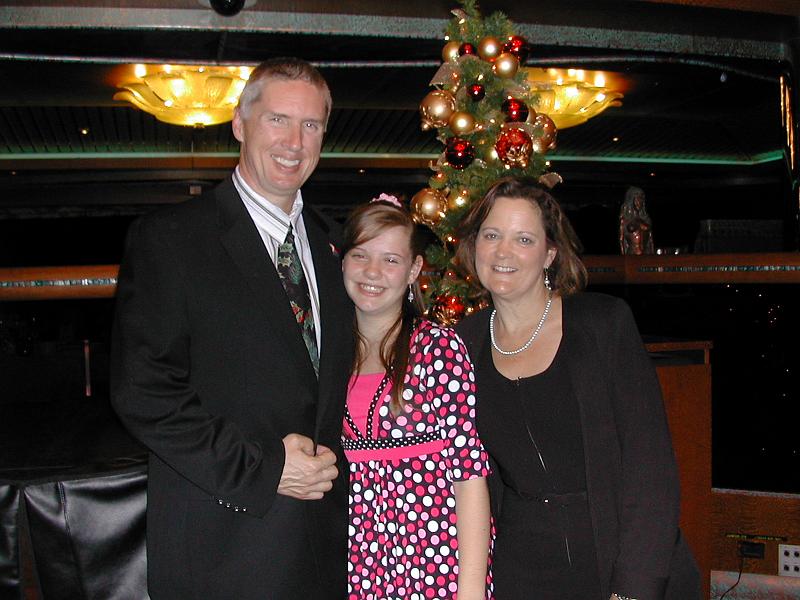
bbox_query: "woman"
[454,178,699,600]
[341,194,493,600]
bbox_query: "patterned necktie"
[276,224,319,376]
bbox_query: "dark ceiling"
[0,0,796,221]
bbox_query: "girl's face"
[343,225,422,321]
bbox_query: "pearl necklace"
[490,291,553,356]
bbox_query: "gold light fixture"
[523,68,624,129]
[113,64,254,127]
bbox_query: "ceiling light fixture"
[523,68,624,129]
[113,64,253,127]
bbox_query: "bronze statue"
[619,186,654,255]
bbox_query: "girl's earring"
[544,268,552,290]
[407,285,415,303]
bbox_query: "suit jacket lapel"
[215,177,319,385]
[303,205,350,441]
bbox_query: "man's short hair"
[237,57,332,122]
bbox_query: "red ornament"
[503,35,529,62]
[430,293,467,325]
[467,84,486,101]
[445,137,475,170]
[458,43,476,56]
[495,127,533,168]
[444,294,465,316]
[501,97,529,122]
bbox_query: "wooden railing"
[584,252,800,285]
[0,265,119,301]
[1,253,799,301]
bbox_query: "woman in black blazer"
[454,177,700,600]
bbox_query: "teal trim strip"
[0,150,783,166]
[547,151,783,166]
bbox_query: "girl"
[341,194,493,600]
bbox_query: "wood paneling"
[657,363,713,600]
[712,489,800,574]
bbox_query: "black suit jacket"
[111,177,354,599]
[457,293,700,600]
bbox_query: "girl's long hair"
[342,199,426,414]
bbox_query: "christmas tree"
[412,0,560,324]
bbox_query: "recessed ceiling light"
[612,136,620,142]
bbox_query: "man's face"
[232,78,327,213]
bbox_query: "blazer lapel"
[215,178,318,384]
[561,295,618,579]
[303,205,351,443]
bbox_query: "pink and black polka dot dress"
[342,320,494,599]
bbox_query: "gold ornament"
[484,144,500,163]
[448,111,476,135]
[411,188,447,227]
[430,171,448,189]
[533,113,557,149]
[419,90,456,130]
[492,53,519,78]
[477,36,502,62]
[447,188,470,211]
[442,41,461,63]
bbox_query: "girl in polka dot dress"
[341,195,493,600]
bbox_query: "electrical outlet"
[778,544,800,577]
[739,541,765,559]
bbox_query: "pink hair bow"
[371,193,402,208]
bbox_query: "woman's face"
[342,225,422,321]
[474,196,557,303]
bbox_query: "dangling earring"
[543,267,552,290]
[407,285,415,303]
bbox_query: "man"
[111,58,353,599]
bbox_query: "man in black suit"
[111,58,353,599]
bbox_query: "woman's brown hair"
[342,199,426,414]
[454,177,587,297]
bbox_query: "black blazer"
[111,177,354,599]
[457,292,700,600]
